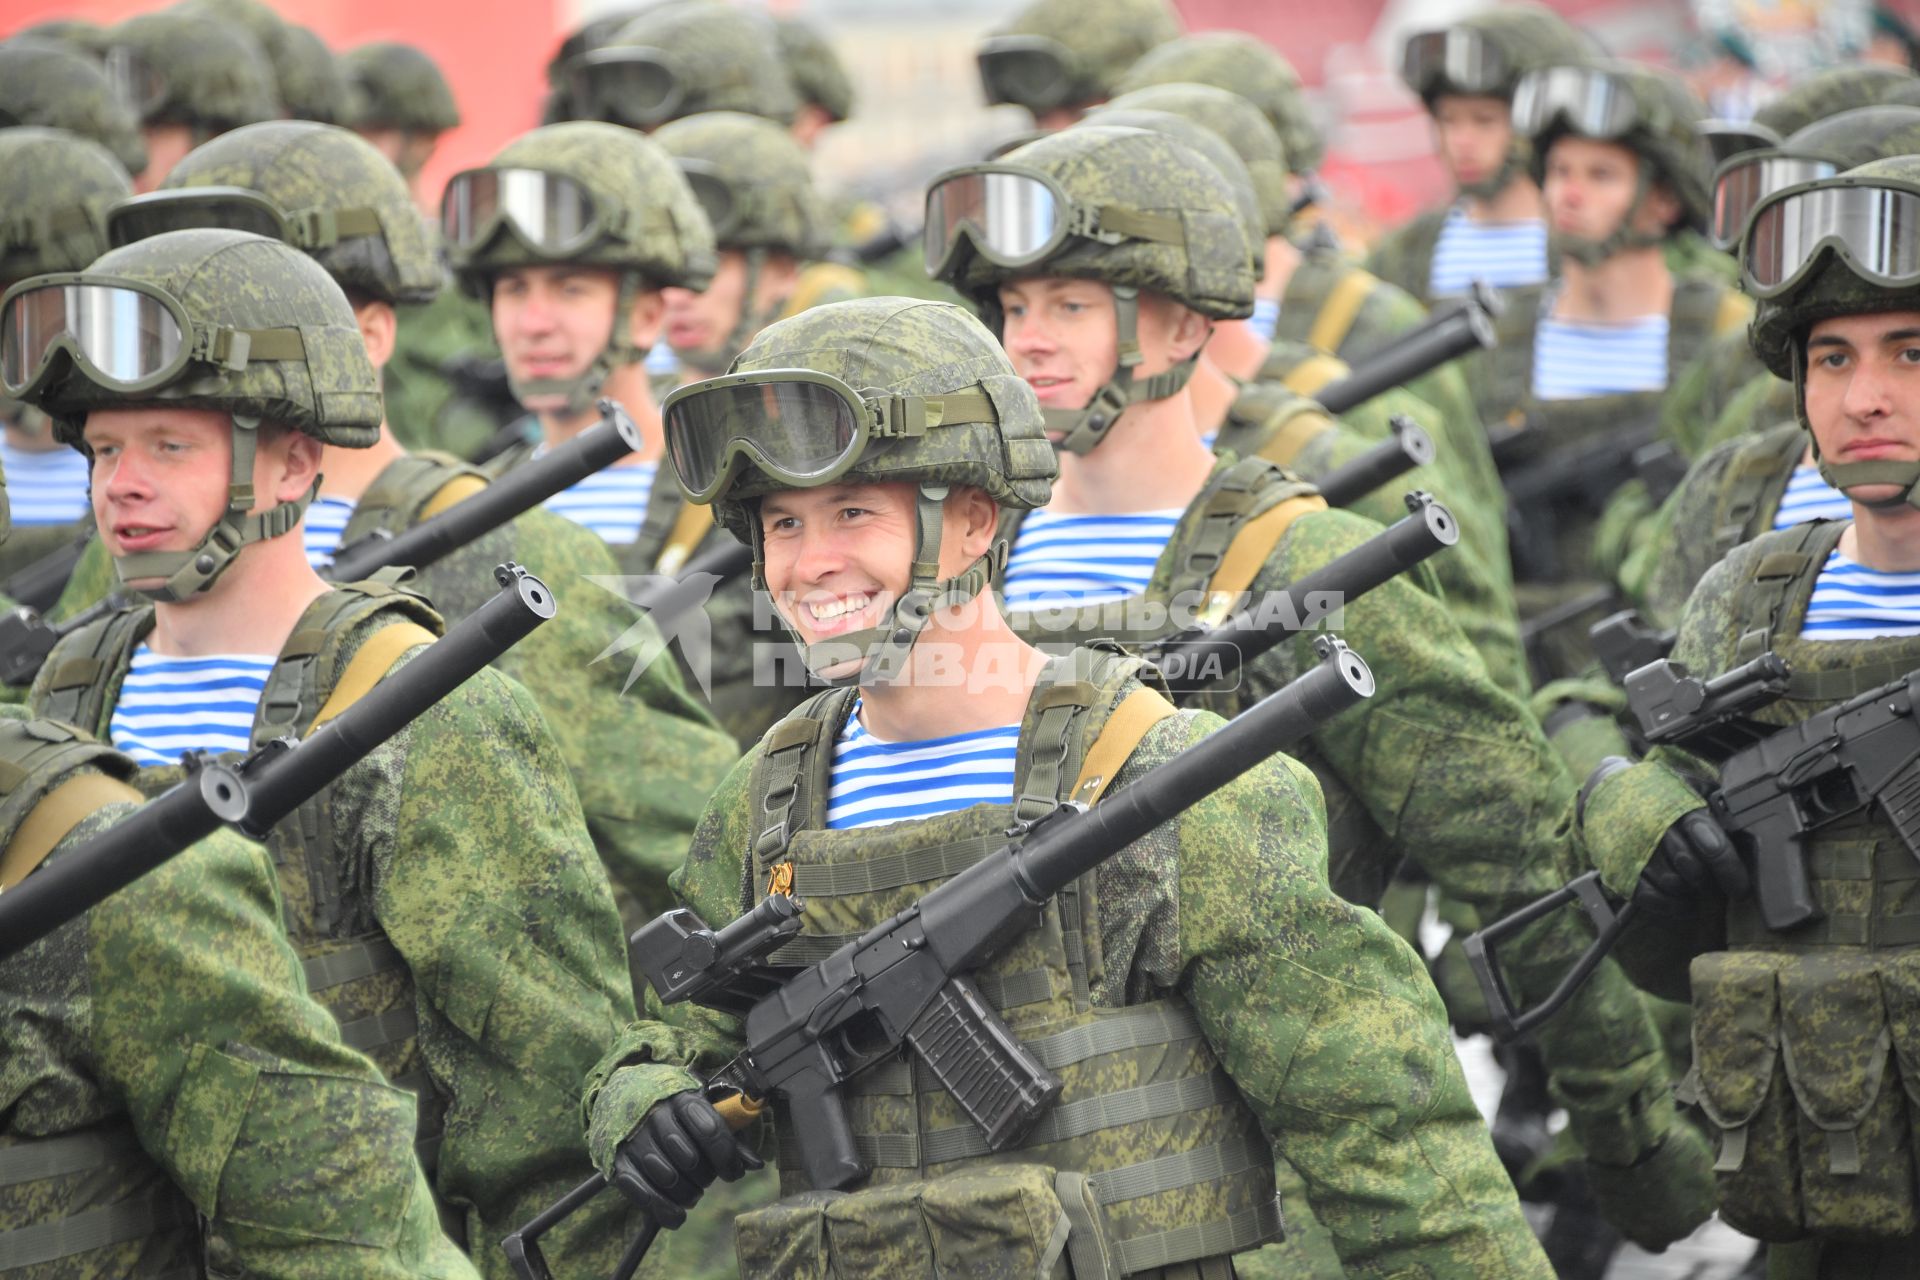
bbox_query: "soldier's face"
[136,124,196,194]
[81,407,321,566]
[1543,137,1642,242]
[1432,94,1512,191]
[997,278,1205,441]
[661,250,798,368]
[492,265,663,411]
[1804,311,1920,505]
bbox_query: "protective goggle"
[107,187,386,253]
[976,35,1082,113]
[1708,152,1838,250]
[103,45,167,119]
[1401,28,1511,98]
[662,368,998,505]
[1699,118,1784,167]
[675,160,745,244]
[563,46,684,129]
[441,168,606,257]
[0,273,304,398]
[922,164,1183,279]
[1742,177,1920,298]
[1511,66,1651,141]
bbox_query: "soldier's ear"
[1165,302,1212,364]
[944,485,1001,563]
[628,286,666,355]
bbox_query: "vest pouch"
[919,1163,1071,1279]
[1882,949,1920,1235]
[1777,952,1914,1241]
[734,1188,848,1280]
[1687,951,1801,1240]
[1053,1170,1122,1280]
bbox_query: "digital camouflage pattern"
[1750,63,1920,142]
[0,42,147,174]
[983,0,1182,113]
[27,593,646,1279]
[1099,82,1293,236]
[449,122,717,293]
[14,228,383,448]
[601,5,799,126]
[342,41,463,133]
[107,10,279,133]
[773,16,853,123]
[175,0,352,125]
[1077,107,1268,279]
[9,18,111,60]
[586,675,1556,1278]
[944,125,1258,319]
[383,286,514,459]
[155,120,443,305]
[0,127,130,286]
[653,111,830,258]
[0,707,478,1278]
[1114,32,1323,174]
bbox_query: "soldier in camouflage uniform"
[562,4,798,135]
[773,14,853,150]
[973,0,1180,132]
[175,0,353,126]
[1365,5,1594,307]
[45,119,739,929]
[342,41,461,205]
[924,122,1713,1268]
[445,122,718,574]
[2,227,643,1277]
[0,129,128,601]
[1578,154,1920,1279]
[0,40,147,175]
[584,294,1555,1277]
[101,7,278,189]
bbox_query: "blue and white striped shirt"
[645,343,681,378]
[0,438,90,526]
[1802,550,1920,639]
[1532,312,1670,400]
[1002,508,1182,608]
[1428,206,1549,296]
[1248,295,1281,343]
[302,495,357,568]
[826,700,1020,829]
[1772,465,1853,529]
[542,461,657,546]
[109,647,274,767]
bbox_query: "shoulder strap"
[35,606,151,737]
[1224,381,1335,468]
[0,771,142,890]
[345,453,490,543]
[1280,351,1348,398]
[1307,266,1378,356]
[655,500,716,575]
[309,620,438,730]
[0,717,142,891]
[1195,461,1329,618]
[1069,687,1177,807]
[779,262,868,320]
[1732,519,1844,663]
[748,687,856,882]
[253,574,444,749]
[1710,424,1806,563]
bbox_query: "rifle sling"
[1307,270,1375,356]
[1202,494,1329,617]
[657,502,716,575]
[0,772,143,892]
[418,473,488,522]
[1070,688,1177,807]
[308,622,436,731]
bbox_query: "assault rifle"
[0,564,556,958]
[1139,490,1456,699]
[1313,415,1436,509]
[1590,610,1677,687]
[503,637,1376,1280]
[1314,283,1500,417]
[1462,649,1920,1039]
[0,400,639,687]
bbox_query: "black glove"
[612,1090,763,1228]
[1635,809,1748,918]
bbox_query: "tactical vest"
[734,647,1281,1279]
[1703,421,1805,569]
[1680,518,1920,1244]
[1277,251,1389,360]
[0,723,200,1277]
[1367,207,1446,306]
[27,581,464,1237]
[336,452,491,548]
[1209,380,1337,471]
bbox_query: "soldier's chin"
[1848,482,1911,510]
[807,639,872,683]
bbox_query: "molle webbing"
[1724,830,1920,949]
[0,1128,195,1273]
[35,606,154,737]
[1726,520,1908,701]
[349,454,491,541]
[1711,426,1805,564]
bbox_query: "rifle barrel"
[1315,416,1435,509]
[1315,304,1495,416]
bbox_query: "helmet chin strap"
[1793,349,1920,512]
[506,269,650,416]
[111,413,318,603]
[751,484,1004,688]
[1045,285,1202,455]
[1457,145,1525,202]
[1549,158,1664,268]
[680,248,780,378]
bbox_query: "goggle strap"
[286,206,384,249]
[191,327,307,373]
[873,387,999,438]
[1082,206,1185,247]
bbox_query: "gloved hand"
[612,1090,762,1228]
[1635,809,1747,919]
[1583,1120,1717,1253]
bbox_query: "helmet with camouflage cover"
[173,0,351,124]
[105,10,279,135]
[0,42,148,174]
[1520,58,1711,265]
[681,296,1054,684]
[541,7,645,124]
[1752,64,1920,142]
[0,128,133,286]
[1746,155,1920,511]
[2,228,380,599]
[1113,32,1322,175]
[1099,82,1291,235]
[774,15,854,124]
[1399,3,1598,198]
[976,0,1181,121]
[573,4,798,129]
[446,121,718,413]
[930,124,1256,453]
[1778,104,1920,170]
[135,120,440,306]
[341,41,461,134]
[1081,106,1267,276]
[11,19,111,60]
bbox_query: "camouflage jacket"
[44,460,739,928]
[0,709,478,1279]
[26,591,644,1279]
[1362,205,1450,306]
[584,664,1553,1278]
